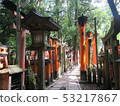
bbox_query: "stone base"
[54,71,58,79]
[88,68,91,83]
[50,72,54,82]
[80,71,87,81]
[92,68,96,84]
[46,77,51,85]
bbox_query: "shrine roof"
[21,8,61,31]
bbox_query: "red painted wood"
[19,29,26,89]
[79,27,86,71]
[20,29,26,69]
[92,34,97,65]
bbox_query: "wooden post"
[78,16,88,81]
[54,40,59,78]
[61,44,65,75]
[92,34,97,84]
[80,34,87,80]
[63,46,67,72]
[86,32,92,83]
[49,39,53,82]
[104,44,112,89]
[86,36,89,67]
[118,62,120,89]
[92,34,97,66]
[20,29,26,69]
[16,0,20,65]
[103,60,106,84]
[45,59,51,85]
[99,49,104,84]
[92,68,96,84]
[94,18,100,85]
[110,37,119,89]
[80,35,85,70]
[98,68,102,84]
[59,44,63,75]
[37,47,46,90]
[19,29,26,89]
[100,60,103,83]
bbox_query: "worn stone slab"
[47,65,82,90]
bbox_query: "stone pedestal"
[81,71,87,81]
[88,68,91,83]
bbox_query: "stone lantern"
[21,8,61,89]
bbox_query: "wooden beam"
[110,37,119,89]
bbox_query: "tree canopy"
[0,0,119,52]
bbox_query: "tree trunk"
[107,0,119,17]
[73,0,78,64]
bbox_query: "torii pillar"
[49,38,54,82]
[78,15,88,81]
[92,34,97,66]
[86,32,92,82]
[54,39,59,78]
[86,32,92,67]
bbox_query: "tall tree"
[0,0,112,53]
[0,2,16,46]
[73,0,78,63]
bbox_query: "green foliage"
[0,7,16,46]
[26,67,37,90]
[39,0,111,51]
[0,0,37,49]
[0,0,114,52]
[26,34,32,48]
[117,33,120,41]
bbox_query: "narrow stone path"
[47,65,82,90]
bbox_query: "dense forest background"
[0,0,120,53]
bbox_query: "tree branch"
[45,10,66,14]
